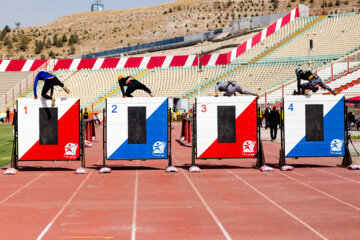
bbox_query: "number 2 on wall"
[201,104,207,113]
[112,105,117,113]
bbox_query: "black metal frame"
[191,97,265,167]
[11,100,85,169]
[340,105,352,167]
[102,98,172,168]
[279,96,350,167]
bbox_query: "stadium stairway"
[262,48,360,104]
[182,15,327,99]
[89,69,152,109]
[323,68,360,95]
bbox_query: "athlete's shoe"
[293,90,300,95]
[312,86,319,93]
[51,98,56,107]
[150,93,155,97]
[63,87,70,94]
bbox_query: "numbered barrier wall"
[284,95,345,157]
[106,97,168,160]
[17,98,80,160]
[196,96,257,158]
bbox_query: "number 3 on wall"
[201,104,207,113]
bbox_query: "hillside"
[0,0,359,60]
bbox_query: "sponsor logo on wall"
[242,140,256,157]
[152,141,166,157]
[330,139,343,155]
[64,143,78,159]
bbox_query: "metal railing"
[0,61,48,112]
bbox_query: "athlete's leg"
[318,82,336,95]
[134,81,153,96]
[41,81,53,100]
[125,85,136,97]
[224,85,236,96]
[297,74,301,93]
[52,76,70,94]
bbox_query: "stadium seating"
[0,72,32,110]
[266,14,360,60]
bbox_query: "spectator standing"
[93,113,101,125]
[268,105,280,141]
[83,108,89,120]
[264,106,271,130]
[6,108,10,123]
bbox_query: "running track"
[1,123,360,240]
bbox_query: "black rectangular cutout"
[305,104,324,141]
[39,108,58,145]
[217,106,236,143]
[128,107,146,144]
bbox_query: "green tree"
[70,46,76,55]
[56,38,63,47]
[6,40,13,50]
[61,34,68,42]
[48,50,55,58]
[34,40,45,54]
[45,39,52,48]
[4,25,11,33]
[0,30,6,41]
[68,34,75,46]
[52,34,58,46]
[19,35,31,51]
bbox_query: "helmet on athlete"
[295,68,302,75]
[118,75,124,81]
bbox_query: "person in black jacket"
[6,108,10,123]
[118,75,154,97]
[293,68,336,95]
[264,106,271,130]
[268,105,280,141]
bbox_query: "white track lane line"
[224,168,328,240]
[131,161,139,240]
[0,161,63,206]
[315,169,360,184]
[290,171,306,177]
[173,156,232,240]
[0,142,12,147]
[277,171,360,211]
[36,168,95,240]
[0,171,48,206]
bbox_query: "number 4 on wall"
[288,103,294,111]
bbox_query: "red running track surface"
[0,123,360,239]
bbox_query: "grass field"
[0,124,13,167]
